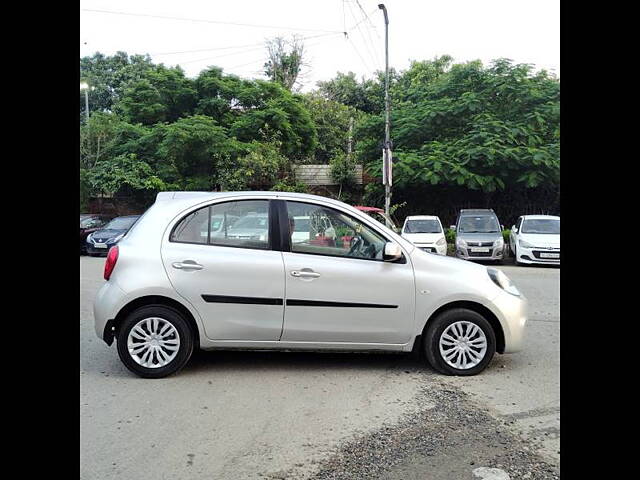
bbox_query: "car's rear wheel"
[423,308,496,376]
[116,305,194,378]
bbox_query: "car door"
[280,200,415,345]
[161,199,285,341]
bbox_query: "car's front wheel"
[423,308,496,376]
[116,305,194,378]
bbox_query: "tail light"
[104,246,119,280]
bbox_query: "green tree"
[117,66,197,125]
[316,71,388,114]
[220,141,288,190]
[302,93,360,164]
[87,153,165,198]
[356,58,559,197]
[80,52,155,117]
[157,115,240,190]
[229,81,317,160]
[264,36,306,90]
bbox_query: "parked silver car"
[453,209,505,263]
[94,192,527,378]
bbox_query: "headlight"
[109,234,124,243]
[494,237,504,247]
[519,239,534,248]
[487,267,521,297]
[86,233,94,243]
[436,237,446,246]
[456,237,466,247]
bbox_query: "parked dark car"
[80,214,113,254]
[85,215,141,256]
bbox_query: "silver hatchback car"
[94,192,527,378]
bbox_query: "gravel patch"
[304,375,559,480]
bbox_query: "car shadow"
[181,349,432,376]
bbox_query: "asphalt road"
[80,256,559,480]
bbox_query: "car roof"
[521,215,560,220]
[405,215,440,221]
[459,209,495,215]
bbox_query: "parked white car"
[509,215,560,265]
[401,215,447,255]
[94,191,527,378]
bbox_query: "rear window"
[171,200,270,249]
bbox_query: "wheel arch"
[420,300,505,354]
[107,295,200,348]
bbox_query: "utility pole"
[80,82,91,123]
[378,4,392,227]
[347,116,353,159]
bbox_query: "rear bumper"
[94,280,128,343]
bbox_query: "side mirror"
[450,225,456,231]
[501,224,505,231]
[512,225,517,233]
[383,242,402,262]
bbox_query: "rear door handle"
[291,270,320,278]
[172,261,203,270]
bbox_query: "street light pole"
[378,4,392,227]
[80,82,90,123]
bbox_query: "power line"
[345,1,377,72]
[151,32,340,57]
[354,0,382,41]
[354,0,383,67]
[177,33,344,73]
[81,8,345,34]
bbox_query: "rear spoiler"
[155,192,215,202]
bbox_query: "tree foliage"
[264,36,306,91]
[79,52,559,215]
[356,57,559,196]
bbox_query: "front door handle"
[172,261,203,270]
[290,270,320,278]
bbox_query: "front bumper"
[516,246,560,265]
[456,245,504,261]
[86,241,117,256]
[415,243,447,255]
[488,289,528,353]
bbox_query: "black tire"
[423,308,496,376]
[514,245,523,266]
[116,305,194,378]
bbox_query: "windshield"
[459,215,500,233]
[80,216,97,227]
[229,215,268,230]
[104,217,139,230]
[404,219,441,233]
[521,219,560,234]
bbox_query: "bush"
[445,228,456,244]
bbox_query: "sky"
[80,0,559,90]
